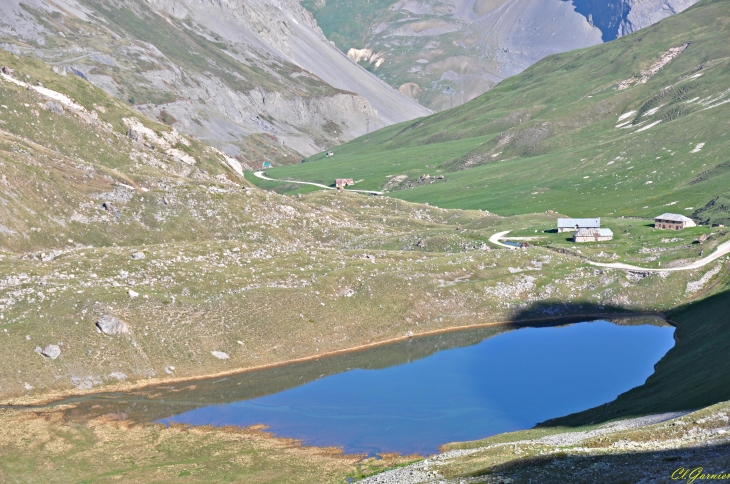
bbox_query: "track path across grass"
[489,231,521,250]
[491,231,730,272]
[251,171,384,195]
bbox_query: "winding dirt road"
[490,230,730,271]
[251,171,383,195]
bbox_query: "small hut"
[335,178,354,191]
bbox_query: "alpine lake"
[21,317,675,457]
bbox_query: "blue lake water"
[161,320,675,456]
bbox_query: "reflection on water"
[159,319,675,456]
[16,319,515,422]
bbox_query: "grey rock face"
[570,0,700,41]
[40,344,61,360]
[619,0,700,37]
[96,315,130,335]
[0,0,430,159]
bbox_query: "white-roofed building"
[574,228,614,242]
[557,218,600,233]
[654,213,696,230]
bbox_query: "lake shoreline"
[1,311,668,408]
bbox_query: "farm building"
[335,178,354,191]
[654,213,697,230]
[557,218,600,233]
[574,228,614,242]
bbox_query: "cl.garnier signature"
[673,467,730,483]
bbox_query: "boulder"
[96,315,130,335]
[46,101,64,115]
[211,351,229,360]
[41,344,61,360]
[131,251,145,260]
[128,289,139,298]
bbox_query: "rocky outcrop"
[38,344,61,360]
[96,315,130,335]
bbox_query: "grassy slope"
[3,48,701,401]
[268,0,730,220]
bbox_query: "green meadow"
[261,0,730,223]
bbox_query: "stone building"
[574,228,614,242]
[654,213,696,230]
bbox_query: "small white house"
[574,228,614,242]
[558,218,600,233]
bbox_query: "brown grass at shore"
[0,405,384,483]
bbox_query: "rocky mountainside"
[304,0,699,110]
[0,0,430,165]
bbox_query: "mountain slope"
[1,48,710,400]
[264,0,730,222]
[303,0,699,110]
[0,0,430,164]
[2,32,730,484]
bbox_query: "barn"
[574,228,614,242]
[654,213,697,230]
